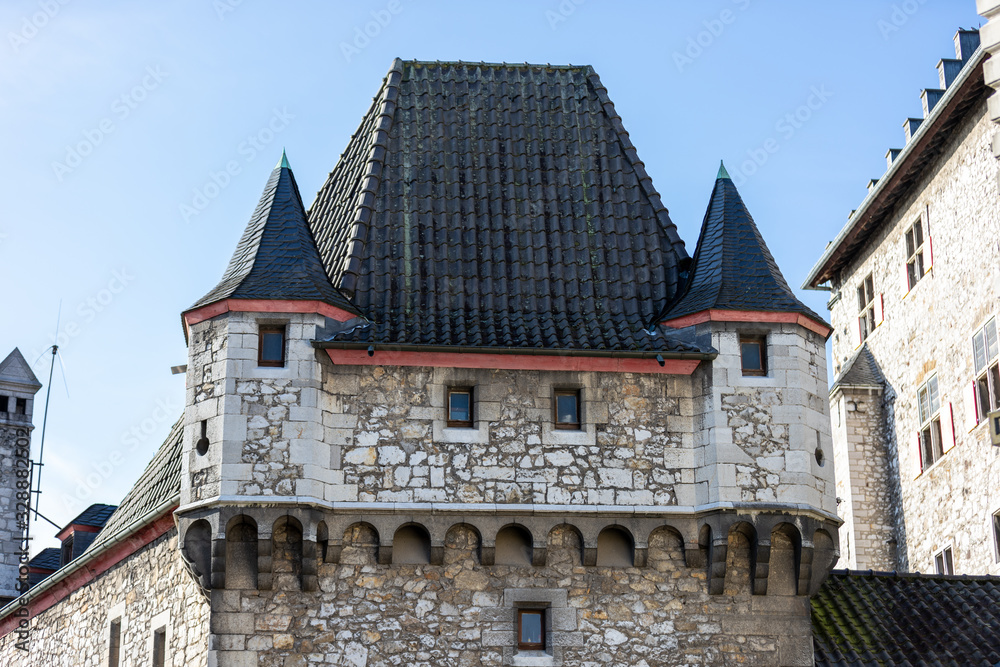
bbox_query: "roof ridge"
[585,67,689,262]
[337,58,404,297]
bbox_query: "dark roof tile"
[65,503,117,530]
[832,345,884,389]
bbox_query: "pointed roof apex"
[278,149,290,170]
[0,348,42,391]
[717,161,730,180]
[659,175,828,330]
[186,160,358,316]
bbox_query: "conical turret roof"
[660,165,825,325]
[188,154,358,314]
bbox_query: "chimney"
[921,89,945,117]
[903,118,923,143]
[867,179,879,194]
[937,58,964,88]
[886,148,902,169]
[955,29,980,61]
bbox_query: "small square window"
[258,326,286,367]
[554,390,580,430]
[740,336,767,376]
[447,388,473,428]
[934,546,954,575]
[15,398,26,415]
[517,608,545,651]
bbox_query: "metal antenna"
[26,304,63,553]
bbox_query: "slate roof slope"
[188,154,357,315]
[309,59,705,354]
[0,348,42,389]
[832,345,884,390]
[83,418,183,555]
[65,503,117,529]
[812,570,1000,666]
[660,166,827,326]
[28,548,60,572]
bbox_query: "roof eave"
[803,47,988,290]
[312,340,717,361]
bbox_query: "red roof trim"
[662,309,832,337]
[324,349,702,375]
[183,299,357,334]
[0,509,176,637]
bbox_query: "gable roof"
[812,569,1000,666]
[187,153,358,315]
[308,59,704,354]
[660,166,826,326]
[832,344,884,391]
[64,503,117,530]
[0,348,42,390]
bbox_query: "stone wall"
[828,100,1000,574]
[0,529,209,666]
[0,423,29,601]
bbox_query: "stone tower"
[0,349,41,604]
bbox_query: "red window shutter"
[902,259,910,296]
[965,382,980,432]
[875,293,884,325]
[926,236,934,271]
[942,403,956,451]
[916,433,924,475]
[854,317,862,349]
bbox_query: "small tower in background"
[0,349,42,604]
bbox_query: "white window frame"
[904,216,926,291]
[972,317,1000,425]
[934,545,954,575]
[857,274,876,342]
[917,375,943,470]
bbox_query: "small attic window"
[15,398,27,415]
[258,326,286,367]
[740,336,767,376]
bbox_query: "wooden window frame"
[447,387,474,428]
[918,375,943,470]
[739,335,767,377]
[905,218,926,291]
[516,608,546,651]
[857,274,876,342]
[258,325,286,368]
[553,389,581,430]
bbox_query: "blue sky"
[1,0,984,552]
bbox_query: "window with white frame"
[904,218,926,291]
[857,274,876,341]
[973,318,1000,424]
[993,510,1000,564]
[934,546,954,575]
[918,375,943,469]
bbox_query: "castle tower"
[660,164,839,593]
[0,349,42,603]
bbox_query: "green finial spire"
[278,148,290,169]
[717,160,730,180]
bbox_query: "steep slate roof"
[309,60,705,354]
[65,503,117,529]
[83,418,182,555]
[0,348,41,389]
[832,345,884,390]
[188,153,358,315]
[812,570,1000,666]
[660,165,826,326]
[28,548,60,572]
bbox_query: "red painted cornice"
[661,309,832,338]
[183,299,358,337]
[324,348,702,375]
[54,523,101,543]
[0,509,176,637]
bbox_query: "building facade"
[1,60,840,666]
[805,30,1000,575]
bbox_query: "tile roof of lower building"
[65,503,117,529]
[83,418,182,556]
[812,569,1000,666]
[28,548,60,572]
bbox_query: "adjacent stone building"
[1,60,842,666]
[804,29,1000,576]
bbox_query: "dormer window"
[60,535,74,567]
[258,326,286,367]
